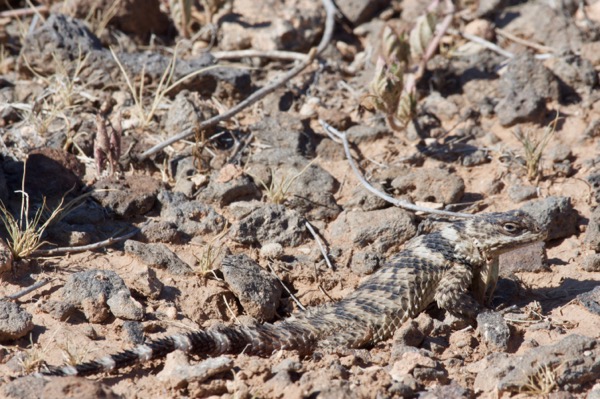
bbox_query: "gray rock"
[422,91,459,121]
[495,53,559,126]
[22,13,250,97]
[247,152,341,221]
[584,207,600,251]
[420,382,470,399]
[335,0,390,25]
[23,14,103,65]
[230,204,308,247]
[0,301,33,341]
[60,200,106,225]
[476,311,510,352]
[259,243,284,260]
[576,286,600,316]
[124,240,193,275]
[500,2,583,55]
[474,335,600,395]
[272,358,302,374]
[0,239,12,274]
[158,190,226,236]
[123,321,145,344]
[547,53,598,93]
[520,196,578,240]
[500,241,548,273]
[62,269,142,323]
[157,352,233,388]
[350,251,382,276]
[173,177,195,197]
[106,291,144,321]
[2,376,48,399]
[344,183,389,211]
[285,164,341,221]
[582,254,600,272]
[47,221,94,247]
[39,300,77,321]
[548,145,572,163]
[221,254,282,321]
[330,208,416,252]
[250,114,315,157]
[128,265,163,299]
[588,172,600,203]
[388,375,419,397]
[589,385,600,399]
[139,220,184,244]
[198,170,261,206]
[92,175,161,218]
[344,124,390,143]
[508,184,538,203]
[164,92,216,138]
[462,149,491,167]
[5,148,84,204]
[390,168,465,204]
[393,313,434,348]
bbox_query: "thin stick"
[0,5,48,18]
[449,29,553,60]
[414,0,455,81]
[267,263,306,312]
[31,228,140,257]
[405,0,456,95]
[212,49,308,62]
[495,28,555,54]
[140,48,317,159]
[223,295,242,324]
[304,221,333,269]
[5,278,51,300]
[448,28,514,58]
[319,120,473,218]
[139,0,337,160]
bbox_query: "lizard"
[35,209,545,377]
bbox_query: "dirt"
[0,0,600,398]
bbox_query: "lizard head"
[469,210,546,256]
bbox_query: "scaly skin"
[37,210,545,377]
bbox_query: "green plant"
[82,0,121,37]
[0,162,93,260]
[362,12,437,130]
[252,161,315,204]
[110,45,222,129]
[0,194,65,260]
[18,336,50,374]
[521,363,558,395]
[23,46,91,110]
[59,339,95,366]
[195,242,223,277]
[194,223,229,277]
[512,115,558,181]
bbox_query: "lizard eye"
[502,222,519,233]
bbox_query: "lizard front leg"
[434,262,481,320]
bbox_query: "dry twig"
[5,278,51,300]
[212,49,308,62]
[305,221,333,269]
[139,0,337,159]
[31,228,139,257]
[267,263,306,312]
[319,120,473,218]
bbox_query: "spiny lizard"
[36,210,545,377]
